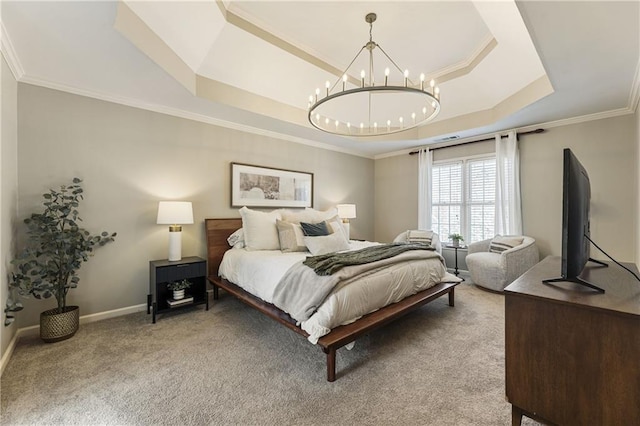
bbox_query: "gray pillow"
[300,221,330,236]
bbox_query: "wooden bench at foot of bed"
[205,218,459,382]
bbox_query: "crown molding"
[374,107,635,160]
[0,20,25,80]
[18,75,372,159]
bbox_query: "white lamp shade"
[157,201,194,225]
[337,204,357,219]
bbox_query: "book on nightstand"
[166,296,194,307]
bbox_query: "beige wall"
[375,114,638,263]
[1,56,19,363]
[374,153,418,243]
[15,84,374,328]
[636,106,640,267]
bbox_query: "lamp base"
[342,222,351,241]
[168,229,182,261]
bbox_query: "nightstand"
[148,256,208,323]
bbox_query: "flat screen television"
[543,148,607,292]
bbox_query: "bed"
[205,217,460,381]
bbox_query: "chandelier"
[307,13,441,137]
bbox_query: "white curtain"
[495,131,523,235]
[418,149,433,230]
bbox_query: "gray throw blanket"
[272,243,440,323]
[303,243,435,276]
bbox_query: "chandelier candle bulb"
[325,81,330,96]
[387,120,391,131]
[315,88,319,102]
[412,112,416,124]
[342,74,347,91]
[420,73,425,90]
[361,70,365,87]
[399,116,404,128]
[404,69,409,87]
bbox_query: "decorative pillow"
[300,221,331,236]
[227,228,245,249]
[276,220,307,252]
[489,235,524,254]
[304,232,350,256]
[407,230,433,246]
[239,206,281,251]
[325,215,348,239]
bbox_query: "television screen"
[544,148,606,292]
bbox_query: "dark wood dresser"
[504,256,640,425]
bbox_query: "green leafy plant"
[4,178,116,326]
[448,233,464,242]
[167,279,192,291]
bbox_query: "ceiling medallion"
[307,13,441,137]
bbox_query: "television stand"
[506,256,640,425]
[542,257,608,293]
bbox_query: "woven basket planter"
[40,306,79,343]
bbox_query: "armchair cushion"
[393,230,442,253]
[489,235,524,254]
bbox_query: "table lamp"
[336,204,356,240]
[157,201,194,261]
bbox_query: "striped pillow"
[489,236,524,254]
[407,230,433,246]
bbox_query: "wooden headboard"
[204,218,242,278]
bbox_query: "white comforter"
[219,241,460,343]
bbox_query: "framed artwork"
[231,163,314,208]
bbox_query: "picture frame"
[231,163,314,208]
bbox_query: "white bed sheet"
[218,241,460,343]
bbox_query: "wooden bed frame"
[205,218,459,382]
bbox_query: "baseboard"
[78,303,147,325]
[0,303,147,377]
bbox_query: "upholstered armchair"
[466,236,539,292]
[393,230,442,254]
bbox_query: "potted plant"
[4,178,116,342]
[167,279,192,300]
[448,233,464,247]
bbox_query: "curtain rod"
[408,128,545,155]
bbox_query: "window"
[431,156,496,243]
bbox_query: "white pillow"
[304,231,350,256]
[307,207,339,221]
[227,228,245,249]
[281,207,338,224]
[239,206,281,251]
[325,215,348,239]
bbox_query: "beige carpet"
[1,280,540,425]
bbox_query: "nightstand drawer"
[155,262,206,283]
